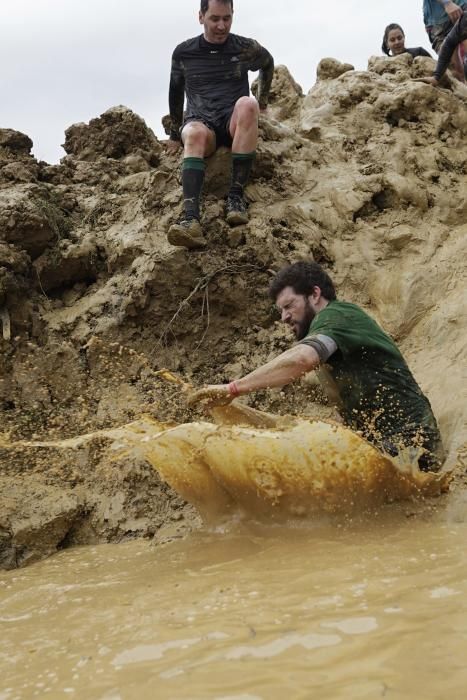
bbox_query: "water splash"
[0,402,451,523]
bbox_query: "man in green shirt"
[189,261,444,471]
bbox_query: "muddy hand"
[188,385,234,410]
[445,1,463,22]
[414,76,439,87]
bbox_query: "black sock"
[228,152,255,198]
[182,157,205,219]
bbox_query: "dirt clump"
[63,105,162,166]
[0,59,466,568]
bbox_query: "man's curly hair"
[269,261,337,301]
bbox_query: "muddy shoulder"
[1,57,466,569]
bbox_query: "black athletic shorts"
[183,110,233,149]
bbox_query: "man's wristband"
[228,381,240,398]
[441,0,451,5]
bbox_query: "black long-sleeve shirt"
[405,46,432,58]
[434,12,467,80]
[168,33,274,140]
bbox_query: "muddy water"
[2,515,467,699]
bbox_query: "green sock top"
[183,157,206,171]
[232,151,256,161]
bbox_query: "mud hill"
[1,53,466,568]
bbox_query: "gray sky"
[0,1,431,163]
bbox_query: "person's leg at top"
[431,19,466,80]
[167,120,216,250]
[225,96,260,226]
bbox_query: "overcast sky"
[0,1,432,163]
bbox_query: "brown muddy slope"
[0,54,466,568]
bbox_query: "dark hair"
[269,261,337,302]
[382,23,404,56]
[200,0,233,14]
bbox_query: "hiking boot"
[167,217,207,250]
[225,194,249,226]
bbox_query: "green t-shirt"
[306,301,440,450]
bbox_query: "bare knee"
[182,122,213,153]
[235,97,260,124]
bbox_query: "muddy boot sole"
[167,223,207,250]
[226,210,249,227]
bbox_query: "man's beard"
[294,300,316,340]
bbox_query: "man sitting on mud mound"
[189,262,445,472]
[165,0,274,250]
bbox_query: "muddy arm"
[168,50,185,141]
[248,42,275,110]
[188,345,320,411]
[434,15,467,81]
[235,344,320,394]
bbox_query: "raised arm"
[168,48,185,141]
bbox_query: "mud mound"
[1,57,466,568]
[0,129,33,154]
[63,105,162,165]
[0,129,38,185]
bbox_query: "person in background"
[382,23,432,57]
[420,10,467,83]
[165,0,274,250]
[423,0,467,80]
